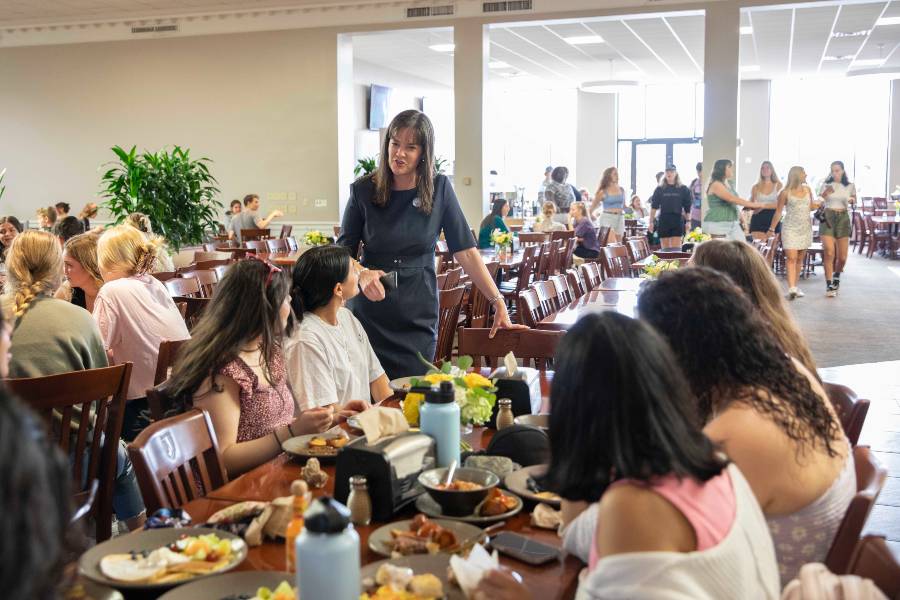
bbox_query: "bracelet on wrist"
[272,428,284,446]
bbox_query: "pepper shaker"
[496,398,515,430]
[346,475,372,526]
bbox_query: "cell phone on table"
[489,532,560,565]
[379,271,398,291]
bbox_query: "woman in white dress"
[768,166,820,300]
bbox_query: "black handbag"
[814,205,827,223]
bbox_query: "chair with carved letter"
[457,327,564,369]
[435,286,466,364]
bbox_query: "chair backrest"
[164,276,202,299]
[579,262,600,290]
[626,238,651,263]
[872,197,887,209]
[7,364,133,542]
[153,339,187,388]
[436,272,448,290]
[286,236,299,252]
[193,258,232,271]
[457,327,564,369]
[550,229,575,242]
[550,274,572,306]
[823,382,870,446]
[213,265,230,282]
[443,266,463,290]
[173,296,211,330]
[513,245,539,294]
[241,228,270,241]
[333,225,342,237]
[518,232,549,246]
[546,239,563,276]
[566,268,585,299]
[244,240,269,251]
[469,262,500,328]
[848,535,900,598]
[153,271,178,282]
[193,250,229,263]
[435,286,466,364]
[601,244,632,279]
[176,269,218,298]
[128,409,228,513]
[516,288,542,327]
[596,225,612,247]
[561,237,576,271]
[824,446,888,574]
[266,238,289,253]
[532,279,560,316]
[202,243,219,252]
[279,224,293,239]
[764,233,781,268]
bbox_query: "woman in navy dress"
[338,110,521,379]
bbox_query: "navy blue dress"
[337,175,475,379]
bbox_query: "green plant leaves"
[99,145,223,252]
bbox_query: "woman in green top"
[703,159,762,241]
[478,199,510,249]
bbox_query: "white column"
[337,34,355,219]
[888,79,900,198]
[736,79,771,196]
[576,91,617,193]
[453,21,488,227]
[702,0,741,218]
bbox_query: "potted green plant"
[434,156,449,175]
[353,156,377,177]
[100,145,222,252]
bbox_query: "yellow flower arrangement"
[303,230,330,246]
[490,229,513,248]
[641,255,680,279]
[400,355,497,427]
[683,227,711,244]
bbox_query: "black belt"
[362,251,433,269]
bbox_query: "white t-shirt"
[284,308,385,409]
[819,181,856,211]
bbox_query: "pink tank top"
[589,469,737,570]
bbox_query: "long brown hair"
[3,230,63,319]
[63,233,104,292]
[372,110,436,214]
[691,240,818,377]
[757,160,781,187]
[167,259,290,402]
[597,167,618,194]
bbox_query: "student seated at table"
[124,212,175,273]
[477,199,510,249]
[638,267,853,586]
[691,239,818,376]
[475,312,779,600]
[166,259,334,478]
[570,202,599,259]
[534,201,566,233]
[55,232,103,313]
[286,245,390,412]
[94,225,190,441]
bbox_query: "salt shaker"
[346,475,372,526]
[496,398,515,430]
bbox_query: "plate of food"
[158,571,295,600]
[504,465,560,507]
[389,376,416,394]
[415,489,522,525]
[78,528,247,591]
[281,431,354,461]
[360,554,464,600]
[367,514,483,558]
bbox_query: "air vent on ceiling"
[406,5,455,17]
[483,0,532,12]
[131,24,178,34]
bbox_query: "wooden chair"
[193,250,229,263]
[176,269,218,298]
[550,229,575,242]
[213,265,230,282]
[193,259,232,271]
[824,446,888,574]
[601,244,632,279]
[499,245,538,302]
[518,232,548,246]
[764,233,781,270]
[566,268,585,299]
[152,271,178,282]
[517,288,543,328]
[579,262,601,291]
[468,262,500,328]
[202,243,219,252]
[128,409,228,513]
[241,228,270,241]
[873,197,888,210]
[7,364,133,542]
[626,238,651,263]
[443,266,463,290]
[279,224,293,239]
[457,327,564,369]
[853,212,870,255]
[848,535,900,598]
[434,286,466,364]
[550,274,572,306]
[244,240,270,252]
[173,296,211,330]
[153,339,187,388]
[164,276,202,299]
[596,225,612,247]
[865,215,898,259]
[436,272,448,290]
[560,237,576,272]
[823,382,870,446]
[531,279,561,317]
[266,238,289,253]
[286,236,299,252]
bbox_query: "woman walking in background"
[477,199,510,249]
[749,161,783,241]
[591,167,626,244]
[768,166,819,301]
[649,164,692,250]
[818,161,856,297]
[704,159,761,240]
[544,166,576,225]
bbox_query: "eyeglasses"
[248,254,282,287]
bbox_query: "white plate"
[504,465,561,507]
[281,431,355,462]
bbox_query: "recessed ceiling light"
[740,65,760,72]
[875,16,900,26]
[853,58,885,67]
[740,26,753,35]
[563,35,604,45]
[489,60,511,69]
[832,29,870,38]
[428,43,455,52]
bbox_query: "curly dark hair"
[637,267,841,457]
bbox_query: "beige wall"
[0,28,343,223]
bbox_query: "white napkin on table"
[450,543,500,599]
[503,351,517,377]
[355,406,408,444]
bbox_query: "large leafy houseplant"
[353,156,377,177]
[100,145,222,251]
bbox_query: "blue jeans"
[78,438,145,521]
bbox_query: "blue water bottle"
[295,496,360,600]
[419,380,460,468]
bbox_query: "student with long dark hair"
[638,268,853,585]
[477,199,510,249]
[703,159,761,240]
[818,160,856,297]
[0,215,23,262]
[475,312,779,600]
[285,245,389,412]
[167,259,333,477]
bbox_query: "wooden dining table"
[479,247,524,272]
[596,276,643,292]
[168,372,581,600]
[537,289,638,330]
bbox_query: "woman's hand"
[474,569,530,600]
[359,269,387,301]
[490,300,527,339]
[293,406,334,434]
[335,399,369,423]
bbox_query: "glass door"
[621,137,702,203]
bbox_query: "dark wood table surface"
[596,277,643,292]
[176,372,580,599]
[479,248,524,271]
[537,289,638,330]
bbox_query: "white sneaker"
[788,288,798,300]
[794,289,805,298]
[826,288,837,298]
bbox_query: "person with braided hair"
[94,225,189,441]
